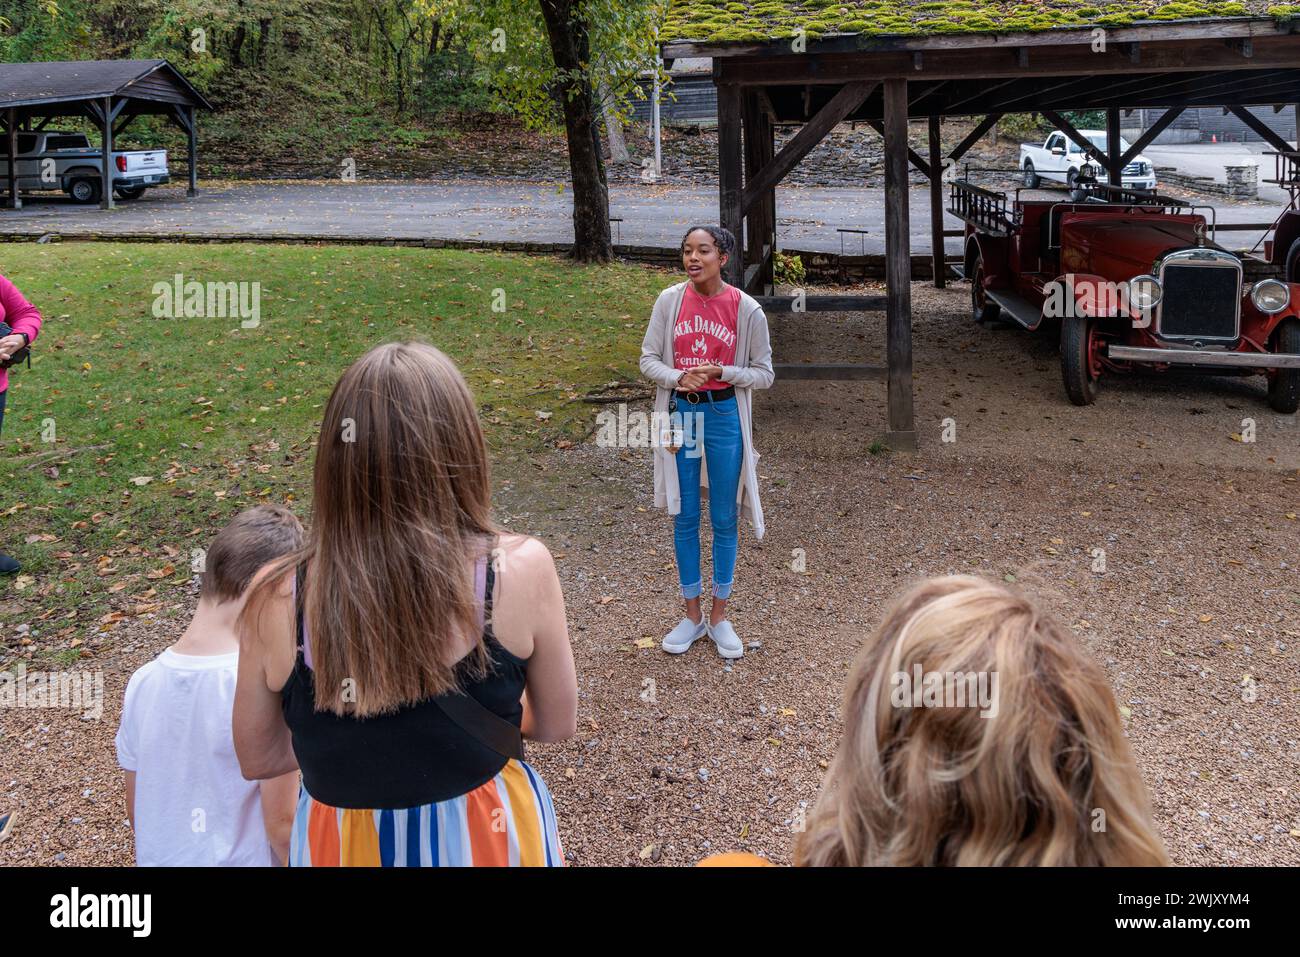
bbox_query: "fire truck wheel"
[971,256,1001,324]
[1061,314,1100,406]
[1285,238,1300,284]
[1267,318,1300,414]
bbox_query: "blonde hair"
[795,575,1168,866]
[240,342,497,717]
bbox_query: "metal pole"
[652,57,662,178]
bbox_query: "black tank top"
[280,558,528,809]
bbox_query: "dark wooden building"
[662,5,1300,449]
[0,59,212,210]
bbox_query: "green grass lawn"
[0,242,668,659]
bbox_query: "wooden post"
[743,92,763,290]
[928,115,944,289]
[742,92,777,294]
[718,83,744,287]
[1106,107,1122,187]
[187,105,197,197]
[761,111,775,292]
[883,79,915,451]
[100,96,114,210]
[6,108,19,210]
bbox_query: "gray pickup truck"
[2,130,169,203]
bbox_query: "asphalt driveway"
[0,179,1284,254]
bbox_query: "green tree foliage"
[417,0,666,133]
[1,0,666,160]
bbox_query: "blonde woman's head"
[795,575,1168,867]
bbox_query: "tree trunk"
[257,18,272,66]
[538,0,612,263]
[596,76,629,164]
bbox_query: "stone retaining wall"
[1155,164,1258,201]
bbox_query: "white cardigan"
[639,281,775,540]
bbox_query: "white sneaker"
[709,619,744,659]
[663,616,708,654]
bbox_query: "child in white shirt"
[116,505,303,866]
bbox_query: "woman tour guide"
[640,225,774,659]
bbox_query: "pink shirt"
[0,273,42,394]
[673,283,739,390]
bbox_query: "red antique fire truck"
[953,155,1300,413]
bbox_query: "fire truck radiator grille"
[1158,264,1240,341]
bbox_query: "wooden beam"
[1039,108,1112,173]
[1225,104,1295,154]
[1227,36,1254,58]
[718,83,744,286]
[907,80,949,113]
[100,96,114,210]
[665,18,1298,60]
[948,113,1002,162]
[740,80,877,214]
[774,363,886,381]
[865,118,931,178]
[713,34,1300,85]
[756,295,887,312]
[985,73,1100,111]
[743,91,764,286]
[882,78,915,450]
[1106,107,1123,186]
[929,116,945,289]
[1120,107,1184,165]
[944,79,1017,113]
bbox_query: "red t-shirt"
[673,283,740,390]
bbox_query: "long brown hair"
[795,576,1169,866]
[240,342,497,717]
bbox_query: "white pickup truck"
[1020,130,1156,198]
[2,130,169,203]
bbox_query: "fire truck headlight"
[1128,274,1162,311]
[1250,279,1290,314]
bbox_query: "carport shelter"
[0,59,212,210]
[661,2,1300,449]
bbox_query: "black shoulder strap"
[431,550,524,762]
[434,694,523,761]
[293,562,306,652]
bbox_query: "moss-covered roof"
[662,1,1298,44]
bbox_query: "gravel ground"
[3,280,1297,867]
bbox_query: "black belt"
[675,385,735,405]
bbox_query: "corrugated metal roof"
[0,59,212,110]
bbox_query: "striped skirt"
[289,759,564,867]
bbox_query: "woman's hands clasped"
[676,363,725,392]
